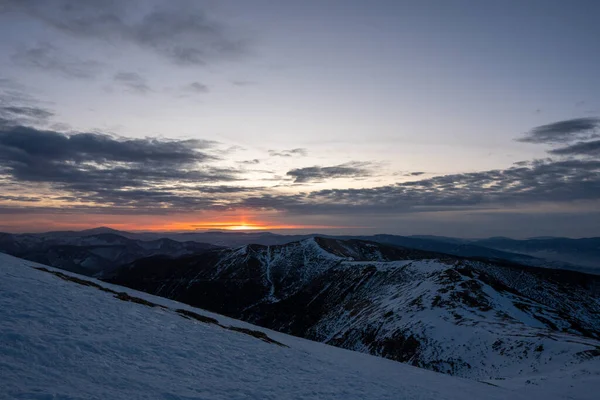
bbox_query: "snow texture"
[1,252,598,399]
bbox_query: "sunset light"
[226,224,266,231]
[2,2,599,398]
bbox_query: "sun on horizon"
[225,224,267,231]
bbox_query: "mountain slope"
[360,234,581,271]
[0,252,549,400]
[109,237,600,381]
[10,228,598,274]
[0,232,218,276]
[472,237,600,273]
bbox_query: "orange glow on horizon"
[0,209,366,233]
[145,215,352,232]
[155,221,345,232]
[226,224,266,231]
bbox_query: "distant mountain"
[527,236,562,240]
[34,226,129,238]
[33,227,314,247]
[0,232,219,276]
[107,237,600,380]
[6,228,599,274]
[353,234,584,271]
[407,235,474,244]
[472,237,600,273]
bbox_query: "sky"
[0,0,599,237]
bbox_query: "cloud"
[0,106,54,126]
[1,115,600,224]
[239,159,260,165]
[4,0,248,66]
[0,195,42,202]
[12,42,103,79]
[232,80,257,87]
[549,140,600,157]
[0,124,242,210]
[184,82,209,94]
[0,80,37,106]
[0,82,55,127]
[114,72,151,94]
[518,117,600,144]
[236,158,600,215]
[268,148,307,157]
[287,162,374,183]
[191,185,265,194]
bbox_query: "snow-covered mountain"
[0,232,218,276]
[3,251,579,400]
[7,227,598,273]
[108,237,600,382]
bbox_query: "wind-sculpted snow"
[0,252,548,400]
[109,237,600,383]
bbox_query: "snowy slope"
[109,237,600,382]
[0,252,560,400]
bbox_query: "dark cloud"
[549,140,600,157]
[114,72,151,94]
[0,82,55,127]
[1,114,599,224]
[2,146,600,218]
[0,106,54,126]
[0,124,242,210]
[0,79,54,127]
[65,186,238,212]
[0,79,34,103]
[268,148,307,157]
[519,117,600,144]
[236,158,600,215]
[4,0,247,66]
[191,185,265,194]
[185,82,209,94]
[287,162,374,183]
[239,159,260,165]
[395,171,425,177]
[0,195,42,202]
[0,125,216,168]
[12,42,102,79]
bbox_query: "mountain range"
[0,252,516,400]
[2,227,599,275]
[107,236,600,381]
[1,228,599,397]
[0,231,218,276]
[7,251,597,399]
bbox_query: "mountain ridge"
[107,236,600,380]
[3,228,598,274]
[5,251,544,400]
[0,232,219,276]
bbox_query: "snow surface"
[1,252,598,399]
